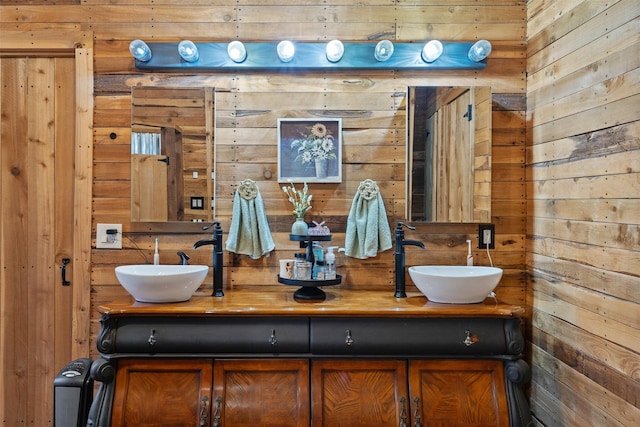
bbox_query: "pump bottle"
[325,246,338,280]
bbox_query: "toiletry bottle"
[315,261,326,280]
[466,239,473,266]
[294,253,311,280]
[312,242,324,279]
[325,246,338,280]
[154,238,160,265]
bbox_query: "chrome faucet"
[193,221,224,297]
[394,222,425,298]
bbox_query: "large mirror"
[408,86,492,222]
[131,87,214,222]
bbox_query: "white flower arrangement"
[282,181,312,218]
[291,123,337,164]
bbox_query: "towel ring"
[357,179,379,200]
[238,179,258,200]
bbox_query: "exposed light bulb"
[227,40,247,63]
[421,40,443,63]
[277,40,295,62]
[129,39,152,62]
[325,40,344,63]
[374,40,394,62]
[178,40,199,62]
[468,40,492,62]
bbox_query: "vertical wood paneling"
[526,1,640,425]
[0,54,79,426]
[0,31,93,425]
[0,56,30,426]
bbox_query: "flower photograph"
[278,118,342,183]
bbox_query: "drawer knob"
[463,330,477,346]
[345,329,354,346]
[269,329,278,345]
[148,329,157,346]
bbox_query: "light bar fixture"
[227,40,247,63]
[129,40,491,71]
[178,40,199,63]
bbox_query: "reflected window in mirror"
[408,86,491,223]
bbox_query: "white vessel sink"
[408,265,503,304]
[115,265,209,303]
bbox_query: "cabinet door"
[213,359,310,427]
[409,360,509,427]
[111,359,212,427]
[311,359,408,427]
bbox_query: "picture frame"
[277,118,342,183]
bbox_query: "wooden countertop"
[99,288,524,318]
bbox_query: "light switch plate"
[96,223,122,249]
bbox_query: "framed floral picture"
[277,118,342,183]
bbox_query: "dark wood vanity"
[88,289,531,426]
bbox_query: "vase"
[291,217,308,235]
[314,158,328,179]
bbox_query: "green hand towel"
[344,179,392,259]
[225,179,275,259]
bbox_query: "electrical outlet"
[96,223,122,249]
[478,224,495,249]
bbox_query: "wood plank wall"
[526,0,640,425]
[0,0,529,424]
[80,0,529,353]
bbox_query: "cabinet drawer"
[110,316,310,354]
[310,317,517,356]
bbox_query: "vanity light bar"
[130,41,489,72]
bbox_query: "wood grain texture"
[526,0,640,425]
[112,359,213,427]
[1,1,529,424]
[97,289,525,318]
[410,360,509,427]
[311,359,408,427]
[214,359,310,426]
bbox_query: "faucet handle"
[202,221,220,231]
[177,251,190,265]
[396,222,416,231]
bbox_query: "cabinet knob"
[269,329,278,345]
[345,329,354,346]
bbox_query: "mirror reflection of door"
[130,127,184,221]
[409,86,491,222]
[435,88,473,222]
[131,153,169,221]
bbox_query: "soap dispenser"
[325,246,338,280]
